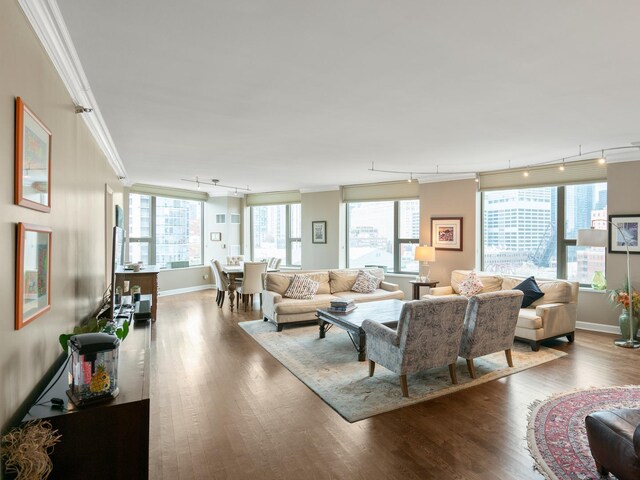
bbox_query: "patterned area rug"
[527,385,640,480]
[239,320,566,422]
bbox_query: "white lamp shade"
[414,246,436,262]
[577,228,607,247]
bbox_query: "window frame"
[128,193,204,269]
[250,203,301,268]
[346,199,420,275]
[480,182,606,285]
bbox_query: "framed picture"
[312,221,327,244]
[608,214,640,254]
[210,232,222,241]
[16,223,52,330]
[431,217,463,251]
[15,97,52,212]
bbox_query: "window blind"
[245,190,301,206]
[130,183,208,201]
[342,180,419,202]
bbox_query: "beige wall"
[301,190,342,270]
[419,179,478,282]
[1,1,122,429]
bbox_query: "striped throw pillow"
[284,274,320,299]
[351,270,380,294]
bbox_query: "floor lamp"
[414,246,436,282]
[577,222,640,349]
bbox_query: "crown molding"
[18,0,127,181]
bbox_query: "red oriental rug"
[527,385,640,480]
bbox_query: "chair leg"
[466,359,476,379]
[505,349,513,367]
[220,292,225,308]
[594,461,608,476]
[448,363,458,384]
[399,374,409,397]
[368,360,375,377]
[260,293,262,307]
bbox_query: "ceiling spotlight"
[234,188,238,196]
[523,170,529,177]
[559,159,565,171]
[598,150,606,164]
[74,105,93,114]
[474,173,479,183]
[407,173,413,183]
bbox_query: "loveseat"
[423,270,579,351]
[262,268,405,331]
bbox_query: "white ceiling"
[55,0,640,195]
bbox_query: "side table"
[410,280,439,300]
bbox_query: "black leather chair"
[585,408,640,480]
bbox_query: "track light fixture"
[182,177,251,194]
[368,144,637,180]
[74,105,93,114]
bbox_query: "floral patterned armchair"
[362,296,469,397]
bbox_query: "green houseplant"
[59,317,129,353]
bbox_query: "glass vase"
[618,310,639,340]
[590,271,606,290]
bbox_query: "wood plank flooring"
[149,290,639,479]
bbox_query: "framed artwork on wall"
[16,223,52,329]
[312,221,327,244]
[608,214,640,254]
[15,97,52,213]
[431,217,463,251]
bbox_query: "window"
[128,193,203,268]
[347,199,420,274]
[251,204,301,267]
[481,182,607,284]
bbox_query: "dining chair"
[362,296,469,397]
[237,262,268,311]
[226,255,244,266]
[211,260,230,307]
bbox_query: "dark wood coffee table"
[316,299,405,361]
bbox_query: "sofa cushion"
[273,294,336,315]
[265,273,293,296]
[332,289,405,303]
[459,271,484,297]
[352,270,380,293]
[451,270,502,294]
[284,274,320,300]
[513,276,545,308]
[329,270,358,293]
[532,279,573,306]
[306,272,331,295]
[517,308,543,329]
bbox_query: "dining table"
[221,264,279,311]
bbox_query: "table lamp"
[414,246,436,282]
[577,222,639,348]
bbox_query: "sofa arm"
[262,291,283,321]
[429,286,455,296]
[362,319,399,346]
[380,281,400,291]
[534,302,577,336]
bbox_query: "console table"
[115,265,159,321]
[23,312,151,479]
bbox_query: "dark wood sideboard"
[115,265,159,321]
[22,312,151,479]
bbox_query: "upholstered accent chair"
[211,260,230,307]
[237,262,268,311]
[458,290,524,378]
[362,296,469,397]
[268,257,282,270]
[226,255,245,266]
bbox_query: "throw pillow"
[351,270,380,294]
[513,276,545,308]
[459,270,484,297]
[284,274,320,300]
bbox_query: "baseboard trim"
[158,284,214,297]
[576,321,619,335]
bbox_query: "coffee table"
[316,299,405,361]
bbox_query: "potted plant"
[608,282,640,340]
[59,316,129,354]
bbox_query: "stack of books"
[327,299,357,313]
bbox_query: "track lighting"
[182,177,251,194]
[74,105,93,114]
[559,159,565,171]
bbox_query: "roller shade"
[342,180,419,202]
[130,184,208,201]
[478,159,607,191]
[245,190,301,206]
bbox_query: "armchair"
[362,297,469,397]
[458,290,524,378]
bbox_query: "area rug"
[527,385,640,480]
[239,320,567,422]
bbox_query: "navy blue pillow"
[513,276,544,308]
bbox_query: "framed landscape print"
[312,221,327,244]
[16,223,52,329]
[608,214,640,254]
[15,97,52,212]
[431,217,463,251]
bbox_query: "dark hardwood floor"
[149,290,638,479]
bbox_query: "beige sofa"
[262,268,405,331]
[424,270,579,351]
